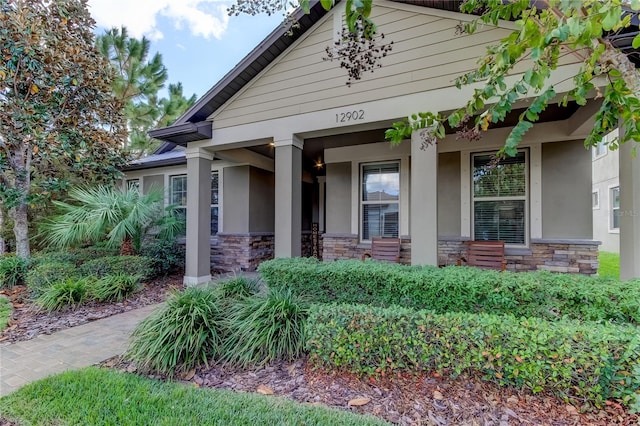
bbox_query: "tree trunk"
[10,203,29,259]
[120,236,135,256]
[10,152,32,259]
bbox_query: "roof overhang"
[148,121,212,145]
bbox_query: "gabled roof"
[148,0,639,149]
[148,0,332,145]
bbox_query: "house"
[592,129,620,254]
[124,0,640,284]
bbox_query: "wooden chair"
[459,240,507,271]
[362,237,401,263]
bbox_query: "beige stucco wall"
[542,140,592,239]
[592,148,619,252]
[212,3,580,130]
[223,166,250,233]
[325,162,352,234]
[437,152,461,236]
[249,166,275,232]
[142,174,164,194]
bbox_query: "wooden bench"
[362,237,401,263]
[459,240,507,271]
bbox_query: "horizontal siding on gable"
[213,5,580,130]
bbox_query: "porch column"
[619,138,640,280]
[410,131,438,265]
[274,138,302,258]
[184,148,213,285]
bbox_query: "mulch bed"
[2,276,638,425]
[102,356,638,425]
[0,275,182,344]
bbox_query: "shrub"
[0,295,11,330]
[259,258,640,324]
[140,239,185,276]
[212,276,261,301]
[25,261,77,297]
[31,251,80,267]
[72,246,120,265]
[222,287,309,367]
[126,287,223,376]
[0,255,30,289]
[36,277,92,311]
[91,274,142,302]
[79,256,154,281]
[306,303,640,408]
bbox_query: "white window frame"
[592,189,600,210]
[592,140,607,159]
[126,178,140,192]
[471,150,529,247]
[210,171,220,235]
[609,185,620,233]
[170,174,188,218]
[359,161,401,242]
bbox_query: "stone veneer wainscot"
[323,235,600,276]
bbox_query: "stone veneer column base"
[211,233,274,272]
[324,235,600,276]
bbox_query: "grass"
[0,368,388,426]
[599,251,620,280]
[0,295,11,330]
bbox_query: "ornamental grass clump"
[0,255,30,289]
[91,273,142,302]
[213,276,261,301]
[222,287,309,367]
[126,287,223,376]
[36,277,93,311]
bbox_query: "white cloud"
[88,0,231,40]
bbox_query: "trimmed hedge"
[259,258,640,324]
[306,303,640,407]
[79,256,155,281]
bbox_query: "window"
[170,175,187,224]
[472,151,527,245]
[170,173,219,235]
[593,140,607,159]
[126,179,140,191]
[592,190,600,209]
[611,186,620,230]
[361,162,400,240]
[210,172,219,235]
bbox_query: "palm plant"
[41,185,184,255]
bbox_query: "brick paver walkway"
[0,303,161,397]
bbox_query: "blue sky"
[87,0,285,99]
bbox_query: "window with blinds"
[211,172,219,235]
[472,151,527,245]
[361,162,400,240]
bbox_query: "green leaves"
[308,303,640,406]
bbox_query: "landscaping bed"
[100,355,638,425]
[0,274,182,343]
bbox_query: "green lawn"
[0,367,388,426]
[0,295,11,330]
[598,251,620,280]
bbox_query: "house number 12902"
[336,110,365,123]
